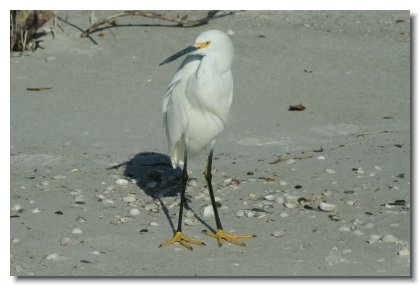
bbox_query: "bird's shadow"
[111,152,215,234]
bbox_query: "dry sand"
[10,11,411,276]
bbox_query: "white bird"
[159,30,255,250]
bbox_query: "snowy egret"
[159,30,255,250]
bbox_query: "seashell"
[115,179,129,186]
[235,210,245,217]
[319,202,336,212]
[71,228,83,234]
[129,208,141,216]
[264,195,275,201]
[144,203,159,212]
[367,235,381,244]
[74,195,85,204]
[398,248,410,256]
[382,234,398,243]
[271,230,286,238]
[280,212,289,218]
[203,205,214,218]
[339,225,351,232]
[284,202,298,209]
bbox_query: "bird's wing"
[162,55,201,167]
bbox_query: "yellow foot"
[159,231,205,251]
[202,229,256,247]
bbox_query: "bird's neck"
[199,53,232,75]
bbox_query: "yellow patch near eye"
[195,41,211,48]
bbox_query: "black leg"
[202,146,255,247]
[204,148,223,230]
[176,144,189,232]
[159,144,205,250]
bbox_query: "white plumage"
[162,30,234,168]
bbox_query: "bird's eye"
[206,41,211,45]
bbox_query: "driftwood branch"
[10,10,54,52]
[80,10,219,38]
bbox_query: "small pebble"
[32,208,41,214]
[116,179,129,186]
[226,29,235,35]
[149,221,160,227]
[91,250,101,255]
[355,168,365,174]
[223,178,232,184]
[129,208,141,216]
[12,238,20,244]
[317,156,326,160]
[271,230,286,238]
[286,159,296,165]
[382,234,398,243]
[203,205,214,218]
[319,202,336,212]
[324,169,336,174]
[70,168,80,173]
[374,166,382,171]
[72,228,83,235]
[280,212,289,218]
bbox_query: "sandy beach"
[10,10,410,276]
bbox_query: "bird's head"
[159,29,234,66]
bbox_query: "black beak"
[159,45,198,66]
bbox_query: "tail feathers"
[170,141,184,169]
